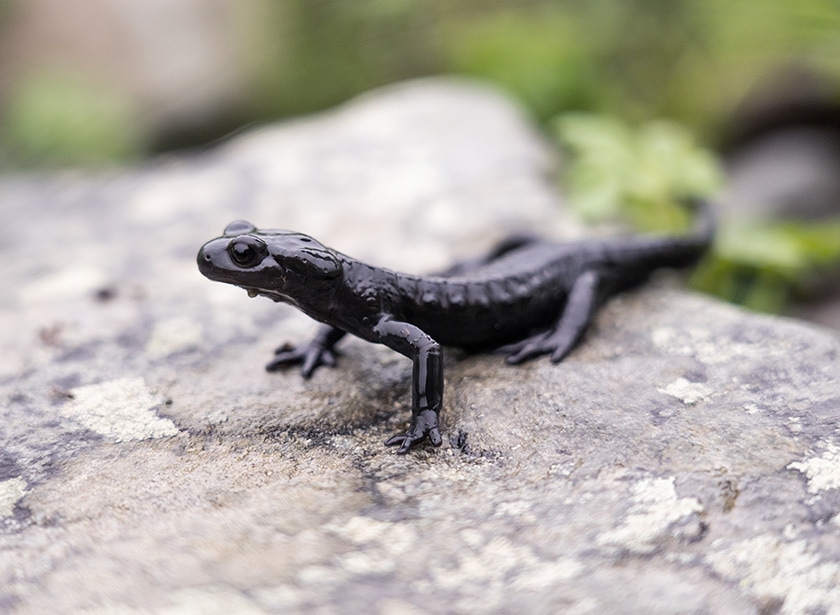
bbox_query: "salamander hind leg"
[503,270,602,365]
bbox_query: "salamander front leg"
[375,318,444,454]
[266,324,346,378]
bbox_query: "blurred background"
[1,0,839,323]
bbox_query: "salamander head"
[197,220,342,302]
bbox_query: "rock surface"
[2,79,840,614]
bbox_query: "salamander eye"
[227,236,267,268]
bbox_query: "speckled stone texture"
[2,79,840,614]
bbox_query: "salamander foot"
[265,342,339,378]
[384,409,442,454]
[499,332,576,364]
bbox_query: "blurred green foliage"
[4,0,840,165]
[442,10,597,122]
[555,112,840,313]
[555,113,721,232]
[443,0,840,131]
[2,73,144,168]
[692,219,840,313]
[243,0,443,120]
[240,0,840,134]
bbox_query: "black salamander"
[197,203,714,453]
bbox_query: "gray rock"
[2,79,840,614]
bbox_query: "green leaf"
[553,112,722,233]
[691,218,840,312]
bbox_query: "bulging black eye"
[227,236,267,268]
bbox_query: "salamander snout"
[196,238,231,279]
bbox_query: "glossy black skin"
[197,204,713,453]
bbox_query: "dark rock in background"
[1,80,839,613]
